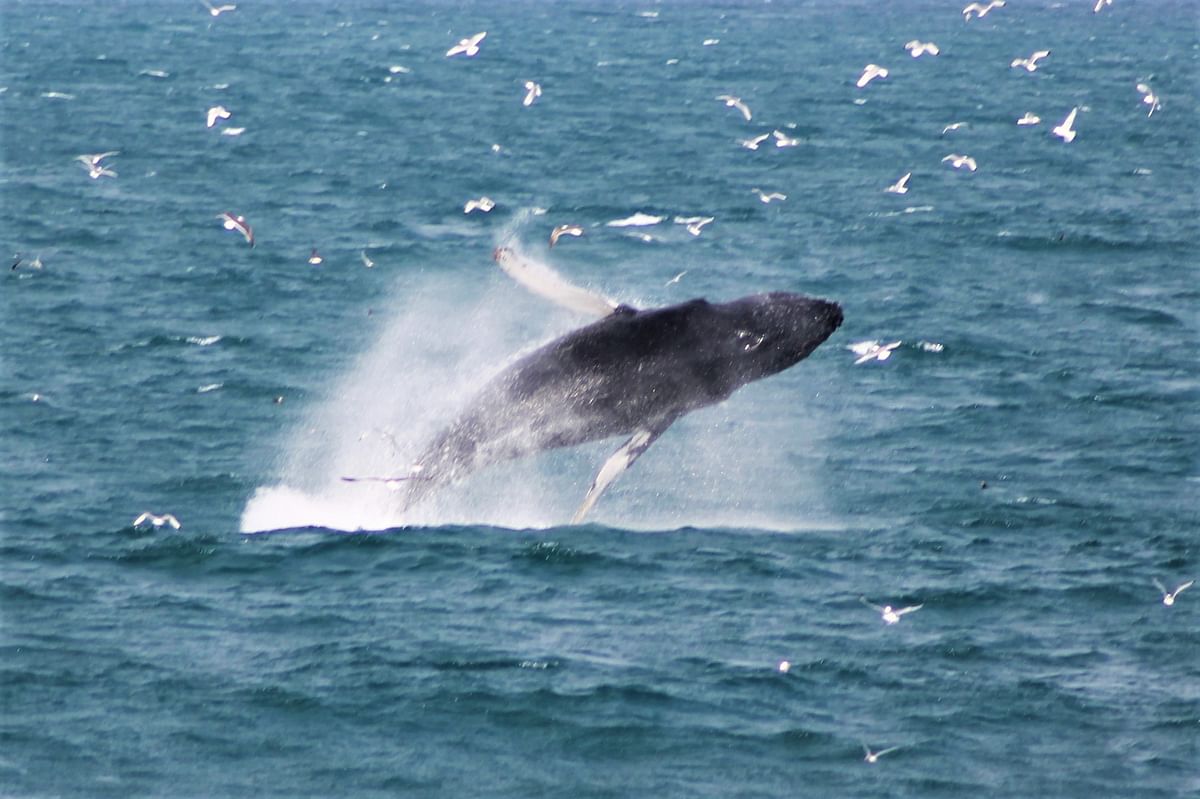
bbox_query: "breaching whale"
[377,247,842,523]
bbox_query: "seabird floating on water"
[308,249,323,265]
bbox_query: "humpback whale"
[385,247,842,523]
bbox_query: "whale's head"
[716,291,843,382]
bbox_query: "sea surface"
[2,1,1197,796]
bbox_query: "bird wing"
[1176,580,1195,595]
[1152,577,1168,594]
[859,596,885,612]
[1063,107,1078,127]
[492,245,617,318]
[897,604,924,615]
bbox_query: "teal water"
[2,1,1197,796]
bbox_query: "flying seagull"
[1017,112,1041,126]
[216,212,254,246]
[1010,50,1050,72]
[942,153,977,171]
[863,744,901,764]
[1153,578,1193,606]
[751,188,786,203]
[849,340,901,364]
[1136,83,1161,117]
[522,80,542,107]
[446,32,486,57]
[549,224,583,247]
[857,64,889,88]
[464,196,495,214]
[133,512,181,530]
[861,597,923,624]
[963,0,1005,20]
[201,1,236,16]
[740,133,770,150]
[1052,107,1078,142]
[904,40,940,58]
[715,94,752,121]
[206,105,231,128]
[77,151,118,168]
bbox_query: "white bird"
[463,196,495,213]
[79,160,117,179]
[849,340,901,364]
[884,172,911,195]
[716,95,752,121]
[133,512,181,530]
[963,0,1005,20]
[1052,107,1078,142]
[675,216,714,236]
[308,248,323,266]
[549,224,583,247]
[861,597,923,624]
[941,122,967,135]
[665,270,688,287]
[1093,0,1113,12]
[216,212,253,246]
[1010,50,1051,72]
[740,133,770,150]
[201,1,236,16]
[777,660,791,674]
[772,130,801,147]
[863,744,901,763]
[751,188,786,204]
[76,151,118,168]
[1153,578,1193,606]
[857,64,889,88]
[1016,112,1041,126]
[446,31,486,57]
[360,250,375,268]
[904,40,940,58]
[522,80,542,107]
[1136,84,1161,117]
[942,153,977,171]
[206,105,231,128]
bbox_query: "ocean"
[1,0,1197,796]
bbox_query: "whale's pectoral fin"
[493,245,621,319]
[571,420,673,524]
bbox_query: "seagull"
[941,122,966,135]
[849,340,901,364]
[464,196,495,214]
[76,151,118,168]
[206,105,231,128]
[1153,578,1193,606]
[201,1,236,16]
[1093,0,1113,12]
[963,0,1005,20]
[1016,112,1041,126]
[79,161,117,179]
[1011,50,1051,72]
[777,660,791,673]
[751,188,786,203]
[665,270,688,286]
[884,172,911,194]
[446,31,486,57]
[716,95,752,121]
[675,216,714,236]
[1052,107,1078,142]
[522,80,542,107]
[772,130,801,147]
[856,64,889,88]
[863,744,901,764]
[942,153,977,171]
[549,224,583,247]
[360,250,375,268]
[1136,83,1161,117]
[308,249,323,265]
[216,212,253,246]
[861,597,923,624]
[133,512,181,530]
[740,133,770,150]
[904,40,940,58]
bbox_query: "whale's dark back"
[404,292,842,506]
